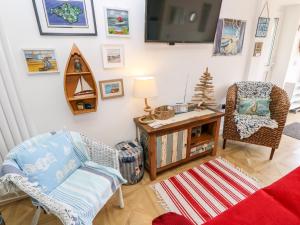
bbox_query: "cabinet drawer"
[156,129,188,168]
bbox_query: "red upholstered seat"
[152,212,194,225]
[153,167,300,225]
[203,167,300,225]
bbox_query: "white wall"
[247,0,300,85]
[0,0,259,146]
[285,28,300,83]
[247,0,284,82]
[270,5,300,86]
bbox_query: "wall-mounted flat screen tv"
[145,0,223,44]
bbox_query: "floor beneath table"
[1,113,300,225]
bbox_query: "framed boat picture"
[32,0,97,36]
[104,8,130,37]
[99,79,124,100]
[23,49,59,74]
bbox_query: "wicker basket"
[154,105,175,120]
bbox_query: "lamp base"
[138,115,155,124]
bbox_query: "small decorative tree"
[192,68,217,108]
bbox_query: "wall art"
[99,79,124,99]
[32,0,97,36]
[101,45,124,69]
[104,8,130,37]
[213,18,246,56]
[253,42,263,57]
[255,17,270,38]
[255,2,270,38]
[23,49,59,74]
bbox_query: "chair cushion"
[152,212,194,225]
[238,98,270,116]
[13,132,82,193]
[49,166,121,225]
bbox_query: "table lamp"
[133,76,158,124]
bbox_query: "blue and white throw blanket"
[234,81,278,139]
[0,132,126,225]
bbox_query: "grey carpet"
[284,122,300,140]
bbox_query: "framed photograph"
[99,79,124,99]
[255,17,270,38]
[102,45,124,69]
[23,49,59,74]
[213,19,246,56]
[32,0,97,36]
[104,8,130,37]
[253,42,263,57]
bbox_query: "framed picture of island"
[104,8,130,37]
[32,0,97,36]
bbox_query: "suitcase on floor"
[115,141,144,185]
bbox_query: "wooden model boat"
[64,44,98,115]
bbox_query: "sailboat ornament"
[73,57,95,98]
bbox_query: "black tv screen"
[145,0,223,43]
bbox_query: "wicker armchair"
[223,84,290,160]
[0,132,125,225]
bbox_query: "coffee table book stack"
[64,44,98,115]
[134,109,224,180]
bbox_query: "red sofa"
[153,167,300,225]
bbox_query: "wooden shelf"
[64,44,98,115]
[66,72,91,76]
[68,95,96,101]
[73,108,96,115]
[190,133,213,147]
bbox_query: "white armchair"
[0,132,126,225]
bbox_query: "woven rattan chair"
[223,84,290,160]
[1,132,125,225]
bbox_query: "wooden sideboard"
[134,109,224,180]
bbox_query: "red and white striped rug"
[152,158,260,225]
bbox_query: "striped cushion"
[49,167,120,225]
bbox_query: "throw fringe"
[217,157,261,185]
[151,184,171,212]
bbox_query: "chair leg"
[31,206,41,225]
[269,148,276,160]
[223,139,227,150]
[118,187,124,209]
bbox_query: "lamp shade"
[133,76,158,98]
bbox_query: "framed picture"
[101,45,124,69]
[104,8,130,37]
[213,19,246,56]
[99,79,124,99]
[32,0,97,36]
[253,42,263,57]
[255,17,270,38]
[23,49,59,74]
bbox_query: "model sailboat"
[64,44,98,115]
[73,76,95,98]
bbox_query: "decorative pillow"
[69,131,90,162]
[13,132,82,193]
[238,98,271,116]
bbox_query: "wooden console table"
[134,109,224,180]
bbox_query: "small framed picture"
[253,42,263,57]
[255,17,270,38]
[102,45,124,69]
[104,8,130,37]
[23,49,59,74]
[99,79,124,99]
[32,0,97,36]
